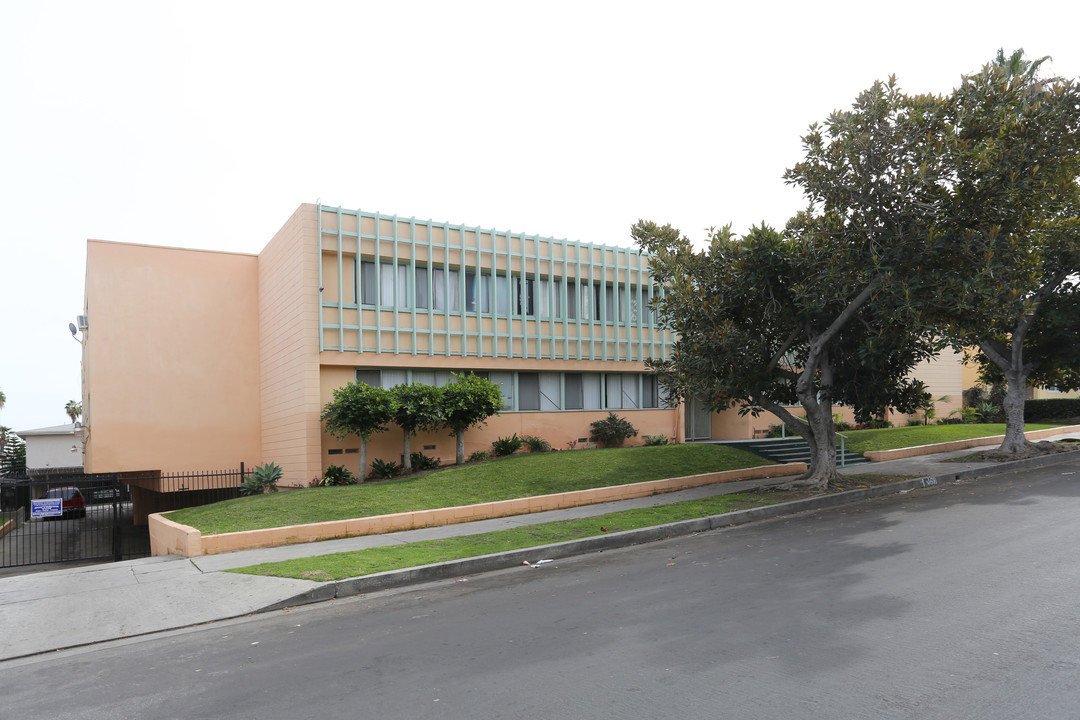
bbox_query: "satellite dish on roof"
[69,323,78,337]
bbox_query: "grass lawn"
[228,492,785,581]
[842,423,1061,454]
[228,473,915,581]
[166,443,774,535]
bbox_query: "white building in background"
[16,424,84,475]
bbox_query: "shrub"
[589,412,638,447]
[858,418,893,429]
[409,451,441,471]
[975,401,1001,422]
[643,434,668,446]
[492,434,524,456]
[314,464,357,487]
[369,458,403,479]
[522,435,551,453]
[1025,398,1080,421]
[949,406,979,424]
[240,461,282,496]
[468,450,490,463]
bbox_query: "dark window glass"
[360,261,377,305]
[564,373,583,410]
[356,370,381,386]
[518,372,540,411]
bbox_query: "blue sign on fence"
[31,498,63,518]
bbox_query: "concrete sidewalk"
[3,436,1078,663]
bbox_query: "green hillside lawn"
[842,423,1060,454]
[165,443,773,535]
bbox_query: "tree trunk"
[456,430,466,465]
[978,332,1037,455]
[762,398,840,490]
[402,430,412,471]
[790,394,840,490]
[358,438,368,482]
[999,371,1032,453]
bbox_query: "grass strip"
[841,423,1060,454]
[228,474,913,582]
[166,444,773,535]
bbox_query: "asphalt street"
[3,461,1079,719]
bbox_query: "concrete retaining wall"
[149,461,806,558]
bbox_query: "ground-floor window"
[354,367,671,412]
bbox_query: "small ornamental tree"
[441,373,503,464]
[321,381,394,480]
[389,383,445,472]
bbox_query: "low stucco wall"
[865,425,1080,461]
[149,461,806,558]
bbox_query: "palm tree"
[0,425,10,454]
[0,388,6,412]
[65,400,82,424]
[992,48,1053,101]
[993,48,1052,81]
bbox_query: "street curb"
[259,449,1080,612]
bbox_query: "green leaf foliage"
[321,382,394,442]
[389,383,444,435]
[589,412,638,448]
[441,373,503,432]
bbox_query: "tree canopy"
[441,373,503,465]
[637,50,1080,486]
[932,54,1080,451]
[321,381,394,480]
[389,383,445,472]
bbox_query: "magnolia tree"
[636,78,950,489]
[932,54,1080,452]
[441,373,503,464]
[321,381,394,480]
[636,223,939,490]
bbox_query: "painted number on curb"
[920,477,938,487]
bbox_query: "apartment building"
[81,202,962,492]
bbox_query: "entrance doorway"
[684,397,713,440]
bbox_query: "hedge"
[1025,398,1080,421]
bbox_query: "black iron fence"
[0,465,251,570]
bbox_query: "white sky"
[2,0,1078,433]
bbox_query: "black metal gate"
[0,473,149,569]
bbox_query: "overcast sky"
[1,0,1078,433]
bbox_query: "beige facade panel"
[83,241,262,474]
[258,205,323,486]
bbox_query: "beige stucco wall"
[259,205,323,486]
[899,347,963,424]
[83,241,262,473]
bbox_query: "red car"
[45,487,86,519]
